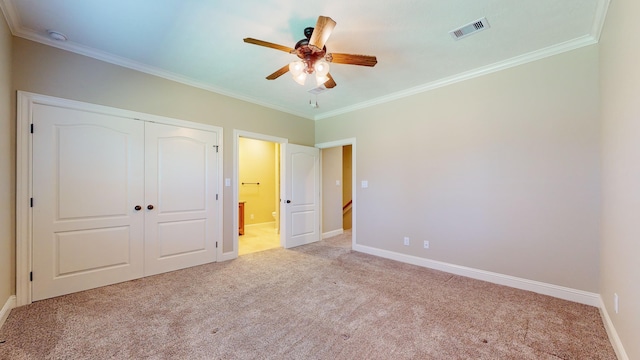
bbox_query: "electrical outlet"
[614,293,619,314]
[250,214,254,220]
[403,237,410,246]
[423,241,430,249]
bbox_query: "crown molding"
[313,34,598,120]
[2,0,610,122]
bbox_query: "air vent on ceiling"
[449,17,490,40]
[308,86,330,95]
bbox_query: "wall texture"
[0,9,14,306]
[11,38,315,258]
[599,0,640,357]
[317,45,601,292]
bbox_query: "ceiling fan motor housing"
[293,28,328,74]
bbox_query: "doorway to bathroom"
[238,137,281,255]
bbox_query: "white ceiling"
[1,0,609,120]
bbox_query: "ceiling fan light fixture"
[289,61,308,85]
[289,61,306,75]
[245,15,378,91]
[293,72,307,85]
[314,60,330,77]
[315,74,329,86]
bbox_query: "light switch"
[361,180,368,188]
[225,178,231,187]
[336,180,341,186]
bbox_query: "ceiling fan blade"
[329,53,378,67]
[309,16,336,50]
[266,64,290,80]
[324,73,337,88]
[243,38,294,53]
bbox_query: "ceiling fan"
[243,16,377,89]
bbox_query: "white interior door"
[283,144,320,248]
[144,122,219,276]
[32,104,145,301]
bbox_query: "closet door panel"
[32,104,145,301]
[144,122,218,275]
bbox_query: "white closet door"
[144,122,218,276]
[32,104,145,301]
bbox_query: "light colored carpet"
[0,232,616,359]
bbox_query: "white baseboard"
[353,244,600,306]
[219,251,237,262]
[322,228,344,239]
[0,295,16,329]
[599,296,629,360]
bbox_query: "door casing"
[316,138,357,250]
[231,130,288,259]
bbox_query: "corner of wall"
[598,296,630,360]
[0,295,16,329]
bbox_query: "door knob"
[147,205,154,210]
[134,205,142,211]
[286,200,291,203]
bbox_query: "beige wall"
[321,146,342,234]
[0,11,14,304]
[599,0,640,358]
[317,45,601,292]
[239,137,277,225]
[11,38,315,257]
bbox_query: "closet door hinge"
[30,124,34,133]
[215,241,218,248]
[30,198,33,207]
[30,272,33,282]
[213,145,219,153]
[216,194,218,200]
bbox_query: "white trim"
[599,296,630,360]
[219,251,236,262]
[322,228,344,239]
[0,295,16,329]
[353,243,600,306]
[1,0,610,122]
[233,130,288,259]
[316,139,356,250]
[314,36,599,121]
[591,0,611,41]
[16,91,224,305]
[16,92,32,306]
[0,0,311,121]
[0,0,20,31]
[214,129,224,264]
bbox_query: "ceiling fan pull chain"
[309,95,319,109]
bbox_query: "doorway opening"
[318,139,356,248]
[238,137,281,255]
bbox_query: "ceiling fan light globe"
[293,72,307,85]
[289,61,305,76]
[315,74,329,86]
[314,61,330,77]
